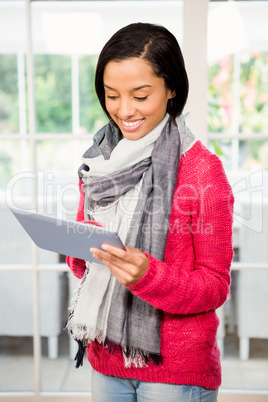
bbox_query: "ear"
[168,90,176,99]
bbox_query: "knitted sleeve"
[66,179,90,279]
[128,147,234,315]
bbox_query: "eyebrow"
[104,84,152,91]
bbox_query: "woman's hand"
[90,244,149,286]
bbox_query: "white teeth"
[121,119,143,127]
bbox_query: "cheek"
[142,98,168,117]
[105,100,117,115]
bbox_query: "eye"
[107,95,118,100]
[134,96,148,101]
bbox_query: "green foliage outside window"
[208,55,233,134]
[208,52,268,168]
[34,54,107,134]
[0,54,19,134]
[79,55,107,133]
[208,52,268,134]
[240,52,268,134]
[0,53,107,186]
[0,53,107,135]
[34,55,72,133]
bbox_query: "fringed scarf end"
[148,353,163,366]
[104,338,121,355]
[104,338,163,368]
[64,320,87,369]
[124,345,163,367]
[74,339,87,369]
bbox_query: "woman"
[66,23,234,402]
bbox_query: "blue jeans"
[91,370,218,402]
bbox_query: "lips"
[119,118,145,131]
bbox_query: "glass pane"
[79,55,107,133]
[39,271,92,392]
[1,138,32,261]
[0,54,19,134]
[2,203,33,264]
[36,139,90,172]
[208,139,232,170]
[34,55,72,133]
[239,139,268,170]
[0,271,34,392]
[240,52,268,134]
[0,1,26,135]
[208,55,234,133]
[1,140,31,195]
[209,139,268,171]
[35,139,89,220]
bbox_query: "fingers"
[90,244,148,286]
[91,244,136,266]
[90,244,127,265]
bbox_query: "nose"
[118,98,135,119]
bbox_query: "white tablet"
[9,206,125,265]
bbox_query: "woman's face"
[103,58,174,141]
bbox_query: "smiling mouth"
[119,118,145,131]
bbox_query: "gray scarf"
[70,115,181,368]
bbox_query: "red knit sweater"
[66,140,234,390]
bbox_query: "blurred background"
[0,1,267,401]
